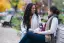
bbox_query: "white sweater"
[31,14,41,30]
[41,17,58,36]
[21,14,41,33]
[20,14,41,38]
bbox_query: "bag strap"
[49,16,58,30]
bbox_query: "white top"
[41,17,58,36]
[31,14,41,30]
[21,14,41,33]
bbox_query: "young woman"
[20,3,41,39]
[19,6,60,43]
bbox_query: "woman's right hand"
[29,29,33,31]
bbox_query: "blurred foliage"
[32,0,36,3]
[0,0,11,12]
[41,13,48,22]
[11,12,24,31]
[18,0,26,10]
[10,0,19,7]
[11,16,21,30]
[52,0,64,24]
[10,0,26,11]
[18,11,24,16]
[32,0,40,3]
[59,14,64,24]
[53,0,64,10]
[42,13,64,24]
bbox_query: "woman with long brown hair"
[20,3,41,40]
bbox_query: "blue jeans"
[19,32,45,43]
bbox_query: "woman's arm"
[34,17,58,35]
[21,22,26,33]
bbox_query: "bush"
[59,14,64,24]
[11,12,23,31]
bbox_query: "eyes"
[32,5,36,10]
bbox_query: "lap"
[27,32,45,42]
[19,31,45,43]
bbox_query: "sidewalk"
[0,26,20,43]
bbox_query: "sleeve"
[21,21,26,33]
[20,21,27,38]
[41,17,58,34]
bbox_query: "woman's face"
[31,5,36,14]
[48,9,52,16]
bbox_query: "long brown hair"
[23,3,38,31]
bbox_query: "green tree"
[52,0,63,10]
[9,0,19,12]
[32,0,40,3]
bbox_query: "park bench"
[0,12,13,27]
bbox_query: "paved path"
[0,26,20,43]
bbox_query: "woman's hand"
[29,29,33,31]
[33,27,41,32]
[33,28,41,34]
[34,30,42,34]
